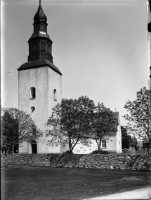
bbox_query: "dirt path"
[84,187,150,200]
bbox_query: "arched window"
[31,106,35,113]
[30,87,36,99]
[54,89,57,101]
[31,140,37,154]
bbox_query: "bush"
[91,150,109,154]
[62,150,73,155]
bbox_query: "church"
[18,1,122,154]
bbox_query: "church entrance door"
[14,144,19,153]
[31,140,37,154]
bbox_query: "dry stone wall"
[1,153,151,170]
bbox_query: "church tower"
[18,0,62,153]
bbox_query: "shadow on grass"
[1,165,150,200]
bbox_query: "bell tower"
[18,0,62,154]
[28,0,53,63]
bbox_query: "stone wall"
[1,153,151,170]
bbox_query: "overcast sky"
[1,0,149,125]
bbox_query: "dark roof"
[34,4,47,22]
[18,59,62,75]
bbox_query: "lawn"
[1,165,150,200]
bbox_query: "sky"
[1,0,150,126]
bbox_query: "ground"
[1,165,150,200]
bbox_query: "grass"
[1,164,150,200]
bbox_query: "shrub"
[91,150,109,154]
[62,150,73,155]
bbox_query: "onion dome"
[34,3,47,22]
[27,0,54,64]
[18,0,62,75]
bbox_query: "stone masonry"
[1,153,151,170]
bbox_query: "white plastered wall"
[116,125,122,153]
[115,113,122,153]
[18,66,62,153]
[73,136,118,154]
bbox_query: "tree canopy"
[123,87,151,154]
[46,96,95,152]
[121,126,131,149]
[1,107,42,153]
[121,126,139,150]
[47,96,118,153]
[92,103,118,151]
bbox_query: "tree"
[130,136,139,150]
[92,103,118,152]
[121,126,131,149]
[121,126,139,150]
[1,108,42,153]
[46,96,95,153]
[123,87,151,154]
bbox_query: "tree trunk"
[147,145,150,155]
[69,137,72,153]
[98,139,101,152]
[12,145,14,154]
[96,138,101,152]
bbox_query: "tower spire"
[27,0,53,63]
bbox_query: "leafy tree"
[1,108,42,153]
[123,87,151,154]
[92,103,118,152]
[130,136,139,150]
[46,96,95,153]
[121,126,131,149]
[121,126,139,150]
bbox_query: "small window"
[102,140,106,148]
[31,106,35,113]
[30,87,36,99]
[54,89,57,101]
